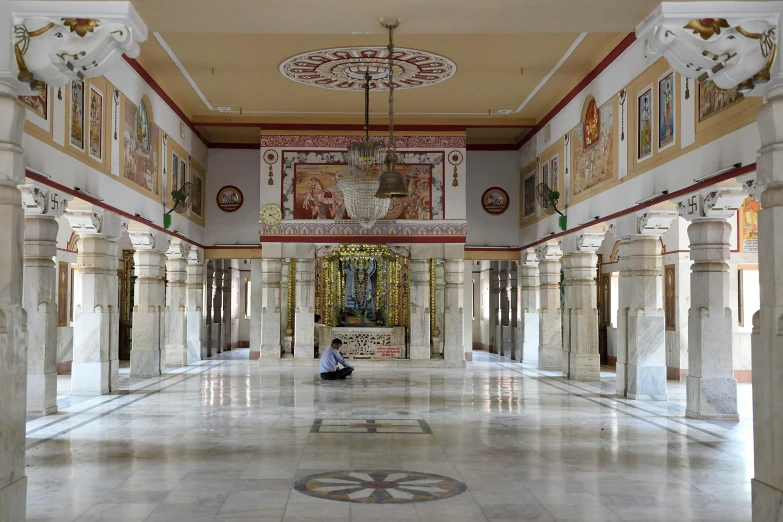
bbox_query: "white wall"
[467,150,520,247]
[206,149,261,246]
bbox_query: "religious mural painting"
[583,98,600,150]
[172,153,180,190]
[57,261,69,327]
[293,163,432,221]
[88,85,103,162]
[572,99,615,197]
[550,155,559,192]
[191,168,203,218]
[123,97,160,195]
[541,161,549,188]
[19,88,47,120]
[522,172,537,219]
[658,71,675,152]
[698,80,744,122]
[664,264,676,330]
[739,195,761,252]
[70,80,85,150]
[180,156,187,191]
[637,85,653,162]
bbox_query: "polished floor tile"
[25,350,754,521]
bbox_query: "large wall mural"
[571,99,615,198]
[123,97,160,196]
[739,195,761,252]
[698,80,744,122]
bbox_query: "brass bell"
[375,154,409,199]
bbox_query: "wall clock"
[260,204,282,226]
[216,185,244,212]
[481,187,510,215]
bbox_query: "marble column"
[252,258,282,360]
[164,239,190,367]
[509,262,520,360]
[106,222,123,391]
[561,230,605,380]
[186,248,204,363]
[0,81,26,522]
[293,258,315,359]
[753,83,783,521]
[676,188,745,419]
[212,260,223,354]
[129,228,167,377]
[220,263,231,351]
[281,259,293,355]
[410,259,431,360]
[615,239,631,396]
[20,184,70,414]
[433,261,445,356]
[519,251,539,363]
[65,206,122,394]
[443,260,465,365]
[534,241,562,369]
[501,262,514,357]
[205,260,214,358]
[489,261,500,353]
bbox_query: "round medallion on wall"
[481,187,510,215]
[216,185,244,213]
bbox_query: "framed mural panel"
[70,79,85,151]
[172,152,181,190]
[583,98,600,150]
[180,156,187,190]
[550,155,559,192]
[698,80,744,122]
[664,264,676,331]
[541,161,549,188]
[123,96,160,196]
[636,85,653,163]
[19,88,47,120]
[658,71,675,152]
[57,261,69,327]
[293,163,432,221]
[522,171,536,219]
[739,195,760,252]
[88,84,104,162]
[191,168,204,218]
[572,99,615,198]
[69,266,75,323]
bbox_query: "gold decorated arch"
[315,244,410,329]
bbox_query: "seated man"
[319,338,355,380]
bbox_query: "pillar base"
[0,475,26,522]
[627,364,667,401]
[538,348,561,370]
[616,362,627,397]
[752,478,783,522]
[71,361,110,395]
[567,353,600,381]
[187,340,203,364]
[410,343,430,360]
[27,372,57,415]
[685,375,739,419]
[130,350,161,378]
[502,326,514,358]
[165,344,187,367]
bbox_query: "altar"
[318,326,406,360]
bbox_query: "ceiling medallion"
[280,46,456,90]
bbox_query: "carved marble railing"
[318,326,406,359]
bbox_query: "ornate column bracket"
[636,3,782,94]
[19,183,72,217]
[535,241,562,261]
[11,2,148,93]
[676,186,746,221]
[737,172,765,201]
[638,209,679,236]
[166,237,192,260]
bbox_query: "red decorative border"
[481,187,510,215]
[216,185,244,213]
[262,134,466,149]
[259,235,466,244]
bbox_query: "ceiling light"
[496,109,513,114]
[693,163,742,183]
[217,107,232,112]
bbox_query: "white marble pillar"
[106,221,123,391]
[410,259,431,360]
[443,260,465,365]
[186,248,204,363]
[65,206,121,395]
[20,184,70,414]
[220,263,231,351]
[561,230,605,380]
[212,259,223,354]
[434,261,445,356]
[615,239,631,396]
[509,262,520,360]
[252,258,282,360]
[164,239,190,367]
[0,80,27,522]
[535,241,562,369]
[489,262,500,353]
[129,228,167,377]
[753,82,783,522]
[293,258,315,359]
[281,259,293,355]
[501,262,513,357]
[519,251,539,363]
[676,188,745,418]
[205,260,214,358]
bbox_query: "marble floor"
[24,350,754,522]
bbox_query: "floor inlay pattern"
[293,470,467,503]
[311,418,433,434]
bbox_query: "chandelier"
[337,68,390,229]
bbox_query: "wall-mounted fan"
[163,182,193,228]
[536,183,567,230]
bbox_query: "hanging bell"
[375,154,409,198]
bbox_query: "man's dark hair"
[314,313,321,322]
[332,338,343,346]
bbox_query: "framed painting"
[88,84,103,162]
[698,80,744,122]
[57,261,68,327]
[550,155,559,192]
[523,172,536,218]
[481,187,510,215]
[19,88,47,120]
[541,161,549,188]
[664,264,676,331]
[658,71,675,152]
[180,156,187,190]
[583,98,600,150]
[172,153,180,190]
[70,80,85,150]
[69,266,75,323]
[572,100,615,197]
[123,97,160,195]
[739,195,761,252]
[637,85,653,162]
[191,168,203,218]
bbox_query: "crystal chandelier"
[337,68,390,229]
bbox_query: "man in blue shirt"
[319,338,355,380]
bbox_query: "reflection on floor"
[25,350,753,521]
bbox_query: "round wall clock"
[216,185,244,213]
[481,187,510,215]
[260,204,282,226]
